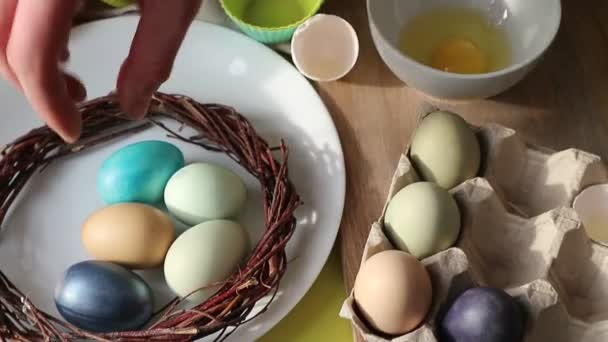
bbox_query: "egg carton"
[339,121,608,342]
[339,174,565,342]
[542,226,608,342]
[477,123,607,217]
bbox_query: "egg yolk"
[431,38,487,74]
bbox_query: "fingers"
[8,0,82,142]
[0,0,19,89]
[117,0,201,119]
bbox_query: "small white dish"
[367,0,561,99]
[573,184,608,246]
[291,14,359,82]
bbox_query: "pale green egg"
[410,111,481,189]
[384,182,461,259]
[163,220,250,302]
[164,163,247,225]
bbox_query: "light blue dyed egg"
[97,141,185,205]
[54,261,153,332]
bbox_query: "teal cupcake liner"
[233,24,297,44]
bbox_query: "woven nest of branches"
[0,93,301,341]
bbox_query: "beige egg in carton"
[339,120,608,341]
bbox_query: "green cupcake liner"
[233,24,297,45]
[100,0,134,8]
[221,0,324,45]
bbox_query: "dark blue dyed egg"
[97,140,185,205]
[54,261,154,332]
[439,287,525,342]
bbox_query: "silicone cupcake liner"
[221,0,324,44]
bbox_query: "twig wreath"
[0,92,301,341]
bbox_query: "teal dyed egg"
[97,141,185,205]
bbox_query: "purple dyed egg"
[439,287,525,342]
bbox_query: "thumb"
[117,0,201,119]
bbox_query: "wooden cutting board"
[316,0,608,339]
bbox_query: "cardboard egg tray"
[339,120,608,342]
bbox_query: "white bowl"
[367,0,561,100]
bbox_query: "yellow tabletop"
[260,246,352,342]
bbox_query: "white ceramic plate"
[0,17,345,341]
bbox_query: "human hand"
[0,0,202,143]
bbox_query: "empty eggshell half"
[291,14,359,82]
[573,184,608,246]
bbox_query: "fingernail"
[130,94,151,120]
[55,121,81,144]
[69,81,87,102]
[117,60,157,120]
[60,49,70,62]
[76,83,87,102]
[119,80,154,120]
[64,73,87,102]
[60,131,79,144]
